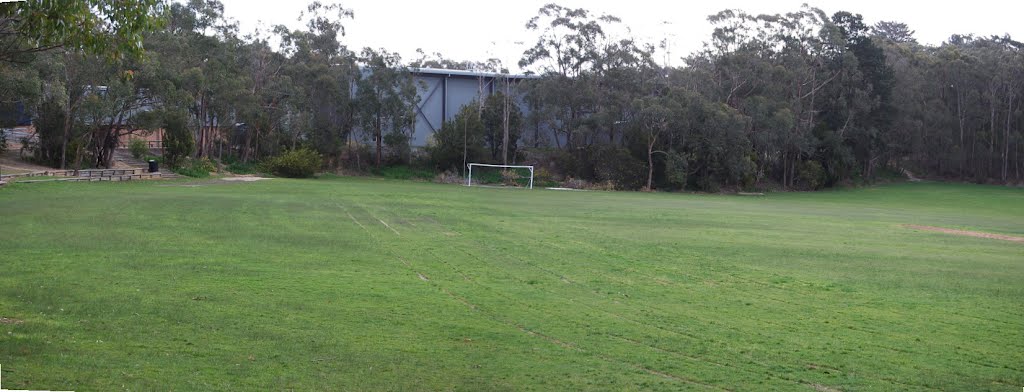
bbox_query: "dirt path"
[903,224,1024,243]
[0,150,54,174]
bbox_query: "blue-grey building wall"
[409,68,544,148]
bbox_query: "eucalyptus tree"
[148,0,243,160]
[274,1,358,167]
[481,91,522,163]
[234,31,288,162]
[701,7,839,187]
[0,0,164,63]
[77,58,158,168]
[355,48,418,168]
[519,4,623,152]
[872,21,916,44]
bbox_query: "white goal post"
[466,163,534,189]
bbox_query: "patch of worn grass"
[0,179,1021,391]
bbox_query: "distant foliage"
[426,103,486,171]
[174,158,216,178]
[226,161,257,175]
[592,146,646,190]
[798,161,826,190]
[263,148,322,178]
[5,0,1022,190]
[30,98,75,167]
[161,111,193,168]
[129,138,148,159]
[375,165,435,181]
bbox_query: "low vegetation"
[128,138,148,159]
[4,2,1023,191]
[172,157,216,178]
[260,148,322,178]
[0,180,1020,390]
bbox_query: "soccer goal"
[466,163,534,189]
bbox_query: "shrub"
[174,157,216,178]
[374,165,435,181]
[226,161,256,174]
[426,103,486,171]
[551,150,583,179]
[434,170,462,184]
[663,150,689,190]
[533,167,559,188]
[473,168,503,184]
[500,169,522,186]
[162,111,194,168]
[128,138,148,159]
[0,129,7,154]
[264,148,322,178]
[592,146,645,190]
[798,160,826,190]
[383,130,412,165]
[194,157,216,173]
[560,177,616,191]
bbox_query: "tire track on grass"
[539,226,1024,364]
[427,217,956,390]
[383,216,806,389]
[541,232,1016,385]
[338,201,720,390]
[431,238,821,389]
[368,204,975,390]
[378,206,847,389]
[401,240,737,389]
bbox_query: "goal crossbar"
[466,163,534,189]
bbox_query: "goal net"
[466,163,534,189]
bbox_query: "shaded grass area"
[0,179,1021,391]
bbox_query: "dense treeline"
[507,5,1024,190]
[3,0,419,172]
[2,1,1022,189]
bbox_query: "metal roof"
[408,67,538,80]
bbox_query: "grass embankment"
[0,179,1021,390]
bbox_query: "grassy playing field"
[0,177,1021,391]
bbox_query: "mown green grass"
[0,179,1021,391]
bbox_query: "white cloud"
[219,0,1024,70]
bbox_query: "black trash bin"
[148,160,159,173]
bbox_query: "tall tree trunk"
[1003,93,1013,182]
[534,122,540,149]
[956,88,965,178]
[782,152,788,190]
[462,114,467,177]
[646,136,655,191]
[375,114,382,168]
[990,85,997,176]
[60,109,72,169]
[242,126,253,163]
[502,82,510,165]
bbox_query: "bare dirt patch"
[0,317,24,324]
[0,150,53,174]
[221,176,272,182]
[903,225,1024,243]
[809,383,843,392]
[158,176,272,187]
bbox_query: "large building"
[408,68,537,148]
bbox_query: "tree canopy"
[2,2,1022,189]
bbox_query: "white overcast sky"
[218,0,1024,70]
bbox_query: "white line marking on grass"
[347,212,367,231]
[378,219,400,235]
[337,203,368,232]
[360,205,401,235]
